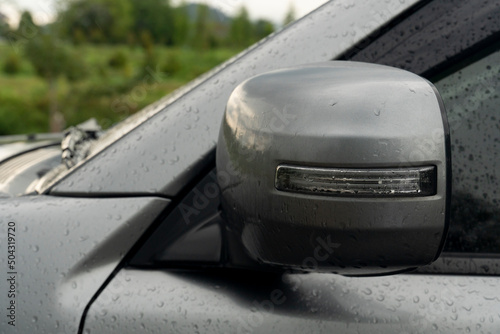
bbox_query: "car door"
[78,1,500,333]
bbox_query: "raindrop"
[374,109,381,116]
[169,156,180,165]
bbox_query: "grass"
[0,42,240,135]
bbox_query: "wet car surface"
[1,0,499,333]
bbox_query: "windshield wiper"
[61,118,102,169]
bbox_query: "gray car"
[1,0,499,333]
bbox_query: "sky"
[0,0,330,27]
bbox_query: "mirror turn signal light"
[275,165,437,197]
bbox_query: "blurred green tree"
[4,10,38,48]
[58,0,133,43]
[229,6,252,48]
[24,32,87,132]
[139,29,154,51]
[253,19,275,41]
[192,4,214,50]
[283,4,296,26]
[17,11,37,38]
[3,53,22,75]
[130,0,175,45]
[173,2,190,46]
[0,12,9,38]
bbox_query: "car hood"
[0,139,61,196]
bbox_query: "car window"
[344,0,500,256]
[433,49,500,253]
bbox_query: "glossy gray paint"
[47,0,421,197]
[0,196,168,333]
[216,62,449,274]
[84,269,500,333]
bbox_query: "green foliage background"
[0,0,296,135]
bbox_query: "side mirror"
[217,62,450,275]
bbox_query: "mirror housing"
[217,62,450,275]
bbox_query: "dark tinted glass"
[344,0,500,253]
[434,50,500,253]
